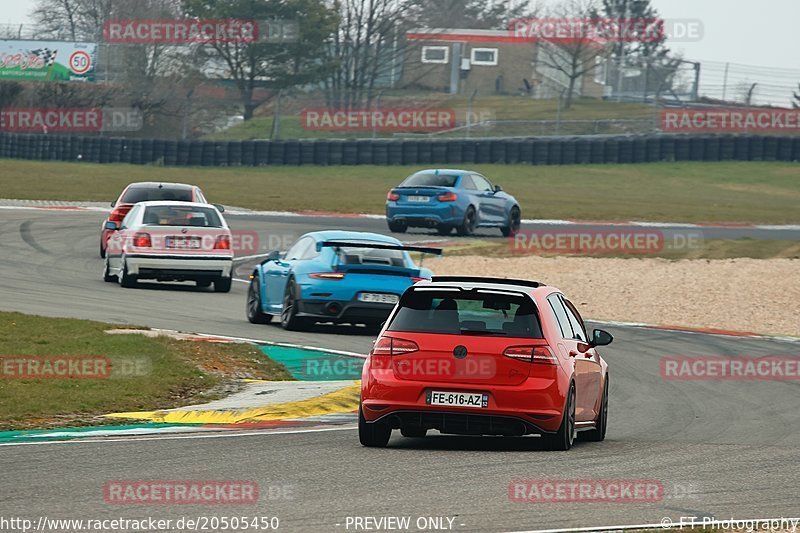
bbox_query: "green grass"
[0,312,292,430]
[1,159,799,224]
[205,96,656,140]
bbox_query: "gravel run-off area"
[432,256,800,338]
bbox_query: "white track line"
[0,425,357,447]
[148,328,367,358]
[4,203,799,231]
[590,319,800,344]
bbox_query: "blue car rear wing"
[317,241,443,256]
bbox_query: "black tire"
[436,224,452,236]
[400,426,427,438]
[580,378,608,442]
[542,385,575,451]
[118,257,137,288]
[501,206,521,237]
[214,276,232,293]
[456,207,477,236]
[196,280,212,288]
[100,241,106,259]
[247,277,272,324]
[102,257,116,282]
[280,278,308,331]
[387,220,407,233]
[359,406,391,447]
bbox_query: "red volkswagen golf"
[359,276,613,450]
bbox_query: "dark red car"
[359,276,613,450]
[100,182,216,257]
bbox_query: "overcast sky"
[1,0,798,103]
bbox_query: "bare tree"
[183,0,339,120]
[408,0,535,30]
[30,82,115,108]
[30,0,202,131]
[324,0,421,110]
[533,0,608,109]
[31,0,118,40]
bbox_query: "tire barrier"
[0,133,797,166]
[228,141,242,166]
[299,141,315,165]
[241,140,255,166]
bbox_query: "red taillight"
[309,272,346,280]
[133,232,151,247]
[108,206,131,223]
[437,192,458,202]
[387,190,400,201]
[214,235,231,250]
[371,336,419,356]
[503,346,557,364]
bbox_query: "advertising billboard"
[0,40,97,82]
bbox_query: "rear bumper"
[125,254,233,280]
[361,363,567,434]
[386,203,462,226]
[368,409,551,436]
[298,298,395,324]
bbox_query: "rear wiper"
[460,329,506,336]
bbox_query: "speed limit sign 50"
[69,50,92,74]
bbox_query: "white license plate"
[358,292,399,304]
[167,237,201,249]
[407,195,430,203]
[426,391,488,408]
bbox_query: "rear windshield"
[399,172,459,188]
[336,245,407,267]
[142,205,222,228]
[122,186,193,203]
[387,289,543,338]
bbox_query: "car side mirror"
[213,203,225,213]
[105,221,119,231]
[261,250,281,264]
[110,200,117,207]
[590,329,613,347]
[493,184,503,193]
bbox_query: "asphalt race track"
[0,209,798,532]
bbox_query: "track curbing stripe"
[105,382,361,425]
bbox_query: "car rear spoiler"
[318,240,443,256]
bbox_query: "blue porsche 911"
[385,169,522,236]
[246,231,442,330]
